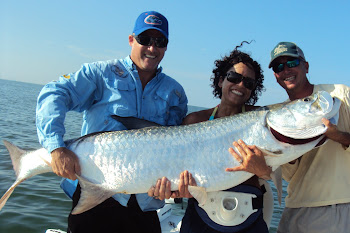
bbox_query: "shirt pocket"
[108,78,138,117]
[149,89,181,125]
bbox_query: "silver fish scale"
[57,92,337,195]
[68,110,266,194]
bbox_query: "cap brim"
[268,53,300,68]
[133,27,168,39]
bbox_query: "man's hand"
[322,118,350,148]
[51,147,81,180]
[322,118,339,140]
[148,177,172,200]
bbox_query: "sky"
[1,0,349,108]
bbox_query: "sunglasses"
[272,58,300,73]
[226,71,257,90]
[133,35,168,48]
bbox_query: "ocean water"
[0,79,287,232]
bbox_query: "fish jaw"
[266,91,340,139]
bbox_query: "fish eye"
[303,97,311,102]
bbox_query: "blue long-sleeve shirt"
[36,56,188,211]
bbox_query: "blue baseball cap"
[133,11,169,39]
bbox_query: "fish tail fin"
[0,180,24,211]
[71,175,115,215]
[3,140,27,177]
[1,140,34,211]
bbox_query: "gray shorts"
[277,203,350,233]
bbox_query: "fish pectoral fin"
[188,186,207,206]
[271,166,283,205]
[71,175,115,215]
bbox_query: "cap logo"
[274,44,288,56]
[144,15,162,25]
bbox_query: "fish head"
[266,91,341,140]
[260,91,341,166]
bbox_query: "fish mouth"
[266,94,341,147]
[266,95,341,142]
[269,126,327,147]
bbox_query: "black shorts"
[67,185,161,233]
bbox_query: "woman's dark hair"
[211,41,264,105]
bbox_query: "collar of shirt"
[125,56,163,79]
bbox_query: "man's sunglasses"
[272,58,300,73]
[133,35,168,48]
[226,71,257,90]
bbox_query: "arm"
[36,64,100,178]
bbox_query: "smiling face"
[129,29,167,79]
[273,56,309,94]
[218,62,256,106]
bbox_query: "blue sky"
[1,0,349,108]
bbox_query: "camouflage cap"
[268,42,306,68]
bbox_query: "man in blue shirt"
[36,11,188,233]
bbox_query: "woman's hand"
[177,170,197,198]
[225,139,272,179]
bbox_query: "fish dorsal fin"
[72,175,116,215]
[188,186,208,206]
[111,115,161,130]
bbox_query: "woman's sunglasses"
[272,58,300,73]
[226,71,257,90]
[133,35,168,48]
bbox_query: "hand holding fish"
[322,118,350,148]
[147,171,197,200]
[51,147,81,180]
[226,140,272,179]
[177,170,197,198]
[148,177,172,200]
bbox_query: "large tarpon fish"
[0,91,341,216]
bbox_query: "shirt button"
[104,120,109,125]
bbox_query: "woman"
[149,42,272,232]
